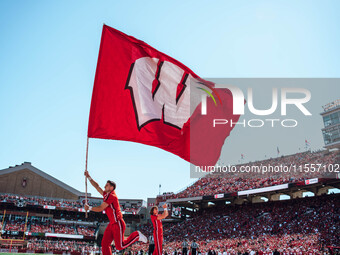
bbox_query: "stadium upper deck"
[157,150,339,203]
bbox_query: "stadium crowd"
[52,224,76,235]
[132,234,321,255]
[29,218,53,233]
[0,217,97,236]
[137,194,340,254]
[0,194,100,209]
[0,193,142,216]
[158,151,339,200]
[4,219,26,232]
[31,223,97,236]
[1,223,98,253]
[76,225,97,236]
[26,238,99,253]
[30,223,52,233]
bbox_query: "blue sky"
[0,1,339,200]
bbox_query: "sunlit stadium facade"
[321,99,340,149]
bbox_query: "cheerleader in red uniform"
[150,203,168,255]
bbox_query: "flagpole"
[85,137,89,218]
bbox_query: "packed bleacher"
[26,239,99,253]
[0,217,97,236]
[4,218,26,232]
[0,216,98,253]
[29,222,52,233]
[52,223,76,235]
[137,194,340,254]
[0,194,100,209]
[0,193,143,216]
[76,225,97,236]
[132,234,321,255]
[158,151,339,200]
[0,190,144,253]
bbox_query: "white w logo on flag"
[125,57,193,130]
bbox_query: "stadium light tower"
[321,99,340,150]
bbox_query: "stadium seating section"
[157,151,339,201]
[137,194,339,254]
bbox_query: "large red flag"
[88,25,240,167]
